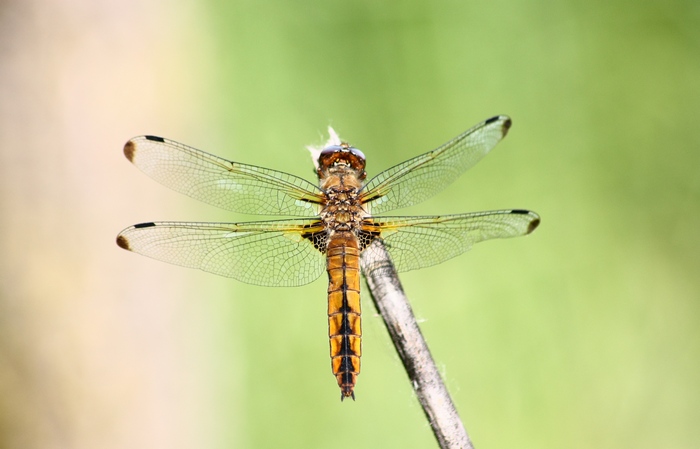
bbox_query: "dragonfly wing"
[362,210,539,272]
[124,136,324,216]
[360,116,512,214]
[116,218,327,287]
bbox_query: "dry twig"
[361,239,474,449]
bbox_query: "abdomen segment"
[326,232,362,400]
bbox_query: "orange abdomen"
[326,231,362,400]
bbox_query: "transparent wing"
[124,135,325,217]
[362,209,539,272]
[116,219,327,287]
[360,116,512,214]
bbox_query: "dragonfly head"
[317,143,366,179]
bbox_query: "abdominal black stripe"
[339,357,355,371]
[339,252,355,357]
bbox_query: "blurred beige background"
[0,1,230,448]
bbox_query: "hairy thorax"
[319,167,366,233]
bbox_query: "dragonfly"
[116,115,540,401]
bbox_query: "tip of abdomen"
[337,371,357,401]
[340,385,356,401]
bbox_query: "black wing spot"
[357,229,379,252]
[296,197,320,204]
[133,222,156,228]
[302,230,328,253]
[484,115,501,125]
[144,135,165,143]
[511,209,530,214]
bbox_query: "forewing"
[116,219,327,286]
[362,210,539,272]
[124,135,324,216]
[360,116,512,214]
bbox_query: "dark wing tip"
[502,117,513,136]
[123,140,136,162]
[511,209,540,234]
[527,217,540,234]
[117,222,156,249]
[125,135,165,161]
[484,115,512,137]
[116,234,131,250]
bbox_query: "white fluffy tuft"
[307,126,343,171]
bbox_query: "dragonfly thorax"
[320,184,365,232]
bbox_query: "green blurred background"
[1,0,698,448]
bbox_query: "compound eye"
[319,145,343,158]
[349,147,365,163]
